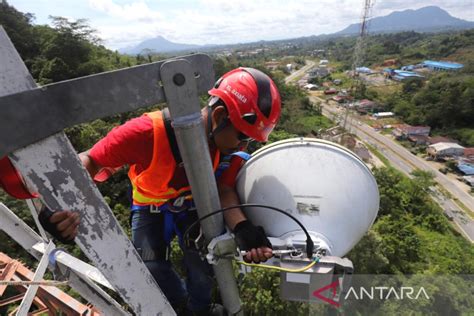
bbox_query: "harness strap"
[162,107,182,165]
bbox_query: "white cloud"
[88,0,163,22]
[84,0,473,50]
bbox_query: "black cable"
[183,203,314,259]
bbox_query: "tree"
[0,1,40,62]
[402,77,424,94]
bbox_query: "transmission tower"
[343,0,375,134]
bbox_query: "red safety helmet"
[208,67,281,142]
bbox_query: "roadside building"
[427,142,465,159]
[458,162,474,175]
[297,79,308,88]
[372,124,383,131]
[319,59,329,67]
[311,49,325,57]
[462,175,474,187]
[464,148,474,160]
[286,63,293,72]
[324,88,338,95]
[308,67,329,78]
[422,60,464,72]
[265,61,280,70]
[392,124,431,139]
[391,70,425,81]
[428,136,458,145]
[458,148,474,175]
[373,112,394,119]
[304,83,319,91]
[356,67,372,74]
[332,95,345,103]
[382,59,399,67]
[355,99,379,114]
[332,95,352,103]
[407,135,430,145]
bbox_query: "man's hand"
[38,208,80,243]
[233,220,273,263]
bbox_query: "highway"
[315,99,474,243]
[283,63,474,242]
[284,60,315,84]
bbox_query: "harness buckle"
[149,205,161,214]
[193,228,205,251]
[168,196,190,213]
[173,196,185,208]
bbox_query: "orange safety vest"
[128,110,220,206]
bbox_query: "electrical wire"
[183,203,314,258]
[236,256,320,273]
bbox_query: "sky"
[7,0,474,50]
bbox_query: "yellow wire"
[236,257,319,273]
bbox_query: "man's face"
[211,105,251,155]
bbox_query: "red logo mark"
[312,280,341,307]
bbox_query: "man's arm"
[218,182,272,263]
[38,115,152,242]
[218,182,246,230]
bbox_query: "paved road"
[430,187,474,240]
[315,100,474,242]
[283,65,474,242]
[284,60,315,84]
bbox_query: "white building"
[373,112,394,119]
[319,59,329,66]
[427,142,465,158]
[304,84,319,91]
[462,175,474,187]
[286,63,293,72]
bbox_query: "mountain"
[119,35,204,54]
[120,6,474,54]
[336,6,474,35]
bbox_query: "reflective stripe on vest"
[128,110,220,206]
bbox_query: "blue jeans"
[131,210,214,312]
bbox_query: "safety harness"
[134,107,250,261]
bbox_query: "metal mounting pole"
[160,59,243,315]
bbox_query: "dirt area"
[359,73,394,87]
[353,113,402,128]
[367,150,386,169]
[309,91,325,97]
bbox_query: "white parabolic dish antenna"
[236,138,380,257]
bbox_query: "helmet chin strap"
[207,106,230,146]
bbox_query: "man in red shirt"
[39,67,281,315]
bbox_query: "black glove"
[233,220,272,251]
[38,206,75,244]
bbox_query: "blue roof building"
[392,70,424,81]
[423,60,464,71]
[356,67,372,74]
[458,162,474,175]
